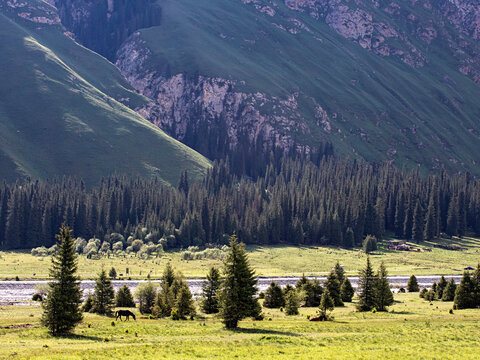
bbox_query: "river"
[0,275,463,305]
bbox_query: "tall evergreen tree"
[424,193,436,241]
[446,197,458,236]
[357,256,376,311]
[318,288,335,320]
[436,276,448,300]
[340,277,355,302]
[412,199,424,243]
[375,262,394,311]
[219,235,260,329]
[263,281,285,308]
[172,284,196,320]
[92,268,115,315]
[454,272,475,309]
[201,266,222,314]
[442,279,457,301]
[115,285,135,307]
[325,270,343,307]
[41,226,83,335]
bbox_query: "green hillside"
[0,2,210,186]
[128,0,480,174]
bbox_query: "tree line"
[1,155,480,250]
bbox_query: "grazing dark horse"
[115,310,136,321]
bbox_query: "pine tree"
[334,262,345,285]
[172,284,196,320]
[357,256,376,311]
[109,267,117,279]
[454,272,475,309]
[92,268,115,316]
[318,288,335,320]
[472,264,480,307]
[442,279,457,301]
[412,199,424,243]
[407,275,419,292]
[135,281,157,314]
[219,235,260,329]
[201,266,221,314]
[82,292,94,313]
[41,226,83,335]
[424,193,436,241]
[362,235,377,254]
[375,262,394,311]
[446,197,458,236]
[115,285,135,307]
[340,277,355,302]
[325,270,343,307]
[284,290,300,315]
[436,276,447,300]
[263,281,285,308]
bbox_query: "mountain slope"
[71,0,479,175]
[0,0,211,186]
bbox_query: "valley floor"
[0,293,479,359]
[1,236,480,280]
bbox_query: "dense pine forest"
[1,153,479,251]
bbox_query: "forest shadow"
[62,334,104,342]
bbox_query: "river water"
[0,275,463,305]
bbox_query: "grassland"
[0,293,479,359]
[2,236,480,280]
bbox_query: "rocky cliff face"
[54,0,161,60]
[273,0,480,83]
[116,33,313,155]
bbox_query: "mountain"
[0,0,211,186]
[54,0,480,175]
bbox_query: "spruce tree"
[115,285,135,307]
[108,267,117,279]
[135,281,157,314]
[201,266,222,314]
[424,194,436,241]
[412,199,424,243]
[325,270,343,307]
[442,279,457,301]
[362,235,377,254]
[172,284,196,320]
[375,262,394,311]
[340,277,355,302]
[41,226,83,336]
[446,197,458,236]
[82,292,94,313]
[284,290,300,315]
[407,275,419,292]
[357,256,376,311]
[92,268,115,315]
[219,235,260,329]
[436,276,447,300]
[454,272,475,309]
[318,288,335,320]
[334,262,345,285]
[263,282,285,308]
[472,264,480,307]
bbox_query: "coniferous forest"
[1,154,479,251]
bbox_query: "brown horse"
[115,310,136,321]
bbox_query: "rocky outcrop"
[4,0,61,25]
[239,0,480,82]
[116,33,313,154]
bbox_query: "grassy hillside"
[1,294,480,359]
[0,2,211,186]
[134,0,480,174]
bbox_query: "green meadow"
[2,236,480,280]
[0,293,479,359]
